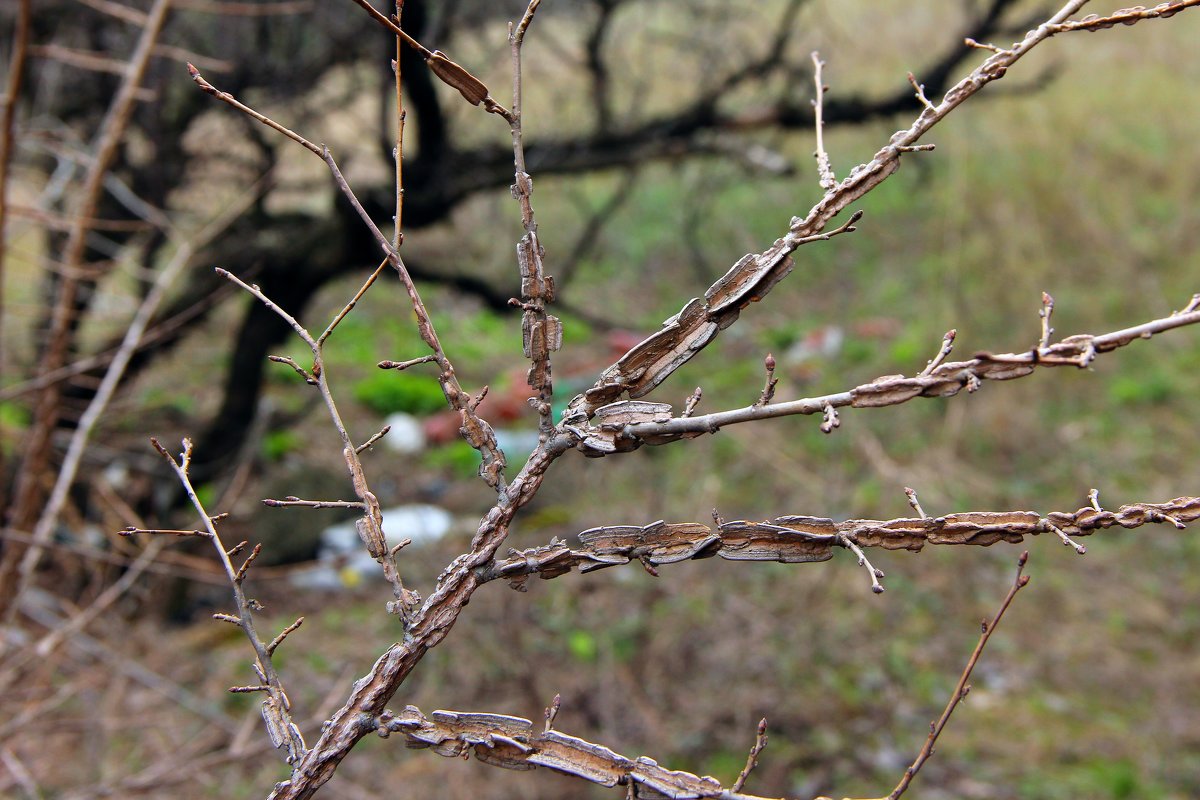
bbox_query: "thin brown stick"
[187,64,321,155]
[393,1,404,249]
[730,718,768,793]
[148,438,306,762]
[874,551,1032,800]
[508,0,557,435]
[318,258,388,346]
[0,0,172,624]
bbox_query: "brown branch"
[731,718,769,793]
[270,438,572,799]
[261,497,366,510]
[370,705,776,800]
[483,496,1198,590]
[565,0,1200,421]
[0,0,33,519]
[0,0,172,624]
[141,438,307,764]
[570,295,1200,456]
[838,551,1032,800]
[1049,0,1200,32]
[344,0,514,121]
[508,0,558,436]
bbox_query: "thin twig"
[838,533,885,593]
[187,64,321,155]
[919,330,956,376]
[875,551,1032,800]
[261,498,366,510]
[730,718,768,793]
[318,258,389,346]
[811,52,836,190]
[904,487,927,520]
[754,354,778,407]
[1039,291,1055,348]
[148,438,307,762]
[605,296,1200,453]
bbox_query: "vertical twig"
[811,51,836,190]
[150,438,307,763]
[393,1,405,249]
[508,0,558,437]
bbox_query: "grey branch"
[372,705,773,800]
[571,297,1200,456]
[484,497,1199,590]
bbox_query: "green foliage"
[1107,365,1176,407]
[421,440,480,480]
[566,629,598,663]
[261,429,302,461]
[0,402,29,455]
[353,371,445,415]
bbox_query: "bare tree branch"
[571,295,1200,456]
[485,496,1198,590]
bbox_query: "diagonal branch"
[565,0,1200,420]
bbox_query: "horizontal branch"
[371,705,771,800]
[483,497,1198,590]
[571,296,1200,456]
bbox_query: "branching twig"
[573,296,1200,456]
[508,0,559,437]
[568,0,1194,420]
[145,438,306,764]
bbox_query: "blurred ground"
[3,2,1200,799]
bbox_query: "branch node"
[820,403,840,434]
[1043,519,1087,554]
[754,353,778,407]
[544,693,561,733]
[920,329,956,376]
[905,487,928,519]
[907,70,937,111]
